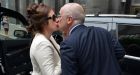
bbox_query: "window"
[0,16,26,39]
[118,24,140,57]
[84,21,109,30]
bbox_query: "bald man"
[58,3,125,75]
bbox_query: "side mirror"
[14,30,27,38]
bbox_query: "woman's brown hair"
[27,3,51,33]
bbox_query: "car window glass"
[0,16,26,40]
[84,21,109,30]
[118,24,140,57]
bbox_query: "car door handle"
[124,55,140,61]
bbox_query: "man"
[58,3,125,75]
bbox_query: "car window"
[0,16,26,40]
[118,24,140,57]
[84,21,110,30]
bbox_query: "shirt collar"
[69,24,81,35]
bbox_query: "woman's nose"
[55,18,59,23]
[55,18,59,27]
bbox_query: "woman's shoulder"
[31,33,51,48]
[34,33,49,42]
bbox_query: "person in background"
[27,3,61,75]
[58,3,125,75]
[2,16,9,35]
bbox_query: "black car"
[85,15,140,75]
[0,7,33,75]
[0,7,63,75]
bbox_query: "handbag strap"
[49,40,61,57]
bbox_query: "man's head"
[58,3,85,36]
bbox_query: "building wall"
[74,0,121,14]
[2,0,140,16]
[43,0,55,9]
[1,0,59,16]
[87,0,110,14]
[109,0,121,14]
[19,0,26,18]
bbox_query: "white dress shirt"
[30,33,61,75]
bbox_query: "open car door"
[0,7,32,75]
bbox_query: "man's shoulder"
[71,25,87,35]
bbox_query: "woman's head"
[27,3,58,34]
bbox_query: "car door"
[118,23,140,75]
[85,16,140,75]
[1,39,32,75]
[0,7,32,75]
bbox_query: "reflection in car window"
[0,16,26,39]
[118,24,140,57]
[84,22,109,30]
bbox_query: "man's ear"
[67,17,73,25]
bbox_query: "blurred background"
[1,0,140,17]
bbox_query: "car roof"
[0,7,29,26]
[86,14,138,18]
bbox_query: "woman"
[27,3,61,75]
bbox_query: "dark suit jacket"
[60,25,125,75]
